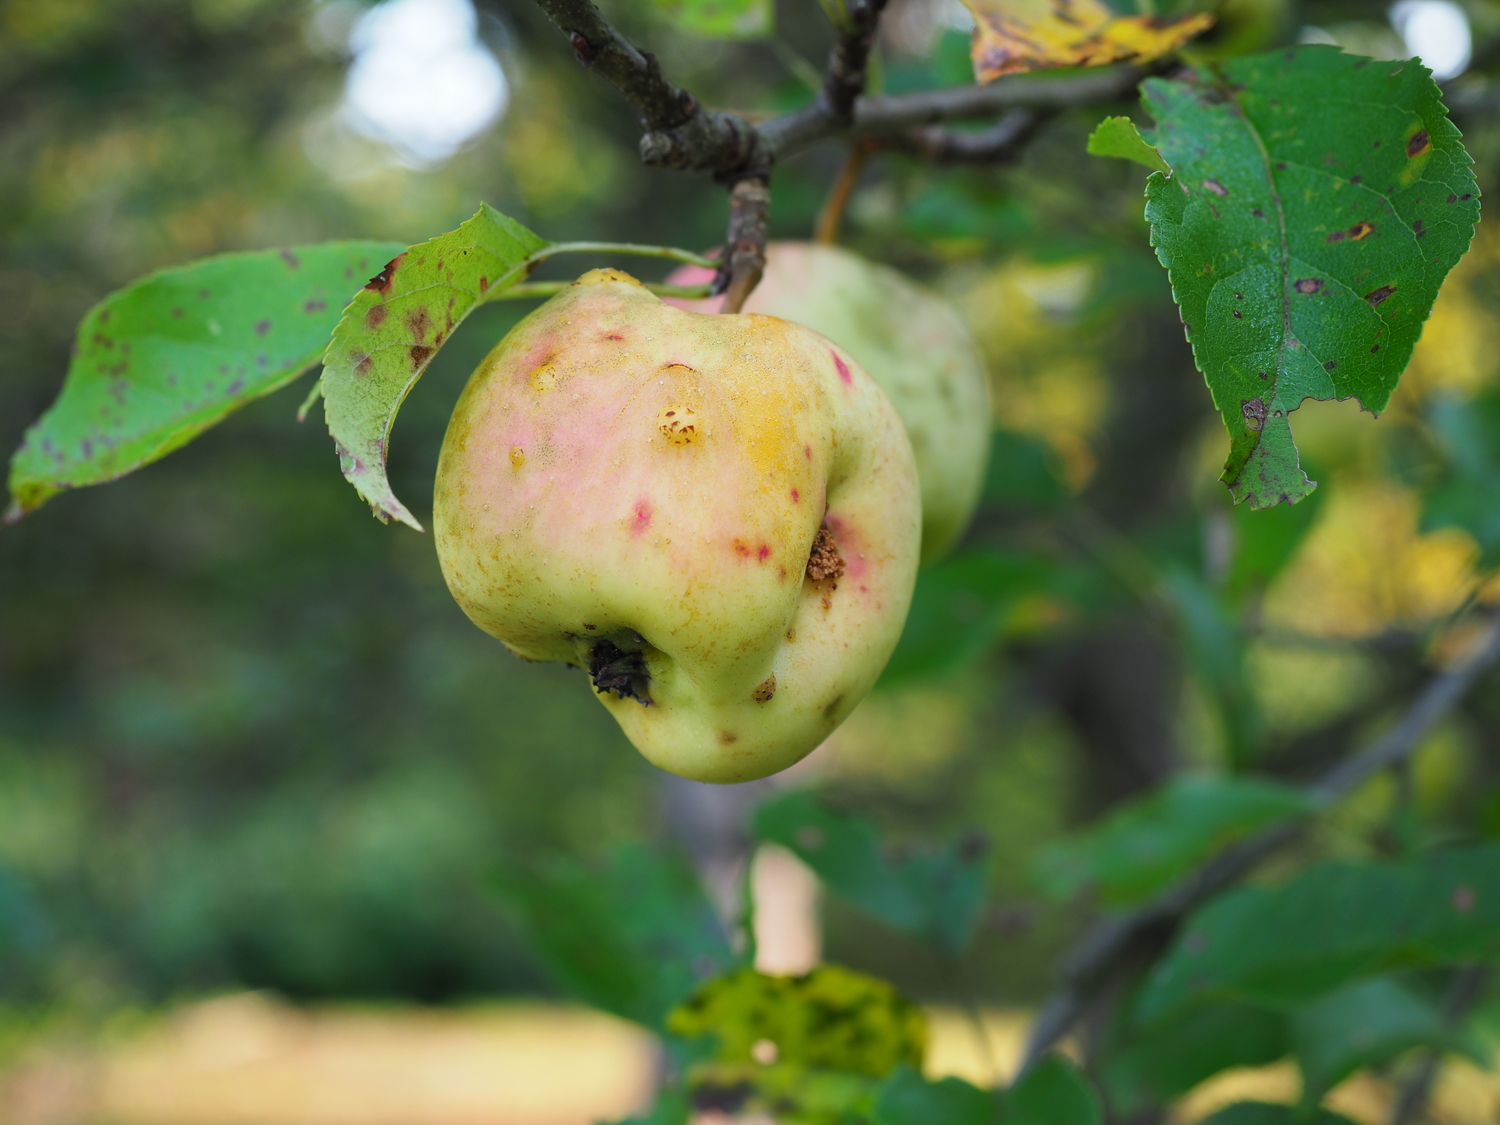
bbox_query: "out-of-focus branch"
[1019,608,1500,1072]
[879,109,1049,163]
[1390,965,1490,1125]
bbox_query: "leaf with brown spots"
[1142,46,1479,510]
[962,0,1212,81]
[321,204,548,529]
[5,240,402,521]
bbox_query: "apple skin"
[668,243,990,563]
[433,269,921,783]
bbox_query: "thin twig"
[1019,608,1500,1072]
[881,109,1050,164]
[719,177,771,313]
[1389,965,1490,1125]
[814,143,871,245]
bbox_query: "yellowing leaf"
[961,0,1214,82]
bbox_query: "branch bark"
[1019,607,1500,1072]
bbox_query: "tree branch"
[1019,607,1500,1071]
[1389,965,1490,1125]
[878,110,1050,164]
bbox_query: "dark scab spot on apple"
[588,640,651,704]
[822,695,844,722]
[1294,278,1323,294]
[1241,398,1267,432]
[718,731,738,745]
[583,623,597,630]
[1407,129,1430,158]
[1365,285,1396,306]
[751,675,776,703]
[409,344,434,369]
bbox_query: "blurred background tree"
[3,0,1500,1120]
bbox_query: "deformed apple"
[669,242,990,562]
[433,268,921,783]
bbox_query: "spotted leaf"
[962,0,1213,81]
[321,203,548,529]
[1143,47,1479,508]
[5,241,402,521]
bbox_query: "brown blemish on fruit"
[785,628,796,642]
[806,527,845,583]
[752,675,776,703]
[583,623,597,630]
[822,695,844,722]
[365,254,404,294]
[365,304,387,330]
[510,446,526,469]
[719,731,738,745]
[658,405,700,444]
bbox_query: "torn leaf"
[320,204,548,529]
[1143,47,1479,508]
[961,0,1214,81]
[1087,115,1172,175]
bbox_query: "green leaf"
[1087,116,1171,175]
[492,844,739,1030]
[1000,1055,1101,1125]
[667,964,927,1077]
[982,429,1070,512]
[752,790,992,956]
[875,1065,997,1125]
[1292,975,1486,1103]
[1102,1000,1288,1116]
[1222,483,1324,603]
[1422,389,1500,563]
[1197,1103,1359,1125]
[1031,774,1312,906]
[880,549,1050,686]
[5,241,402,521]
[1142,46,1479,509]
[1160,568,1261,766]
[646,0,772,38]
[321,204,548,529]
[601,1087,691,1125]
[1138,842,1500,1020]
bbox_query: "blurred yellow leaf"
[961,0,1214,81]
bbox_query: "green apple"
[433,269,921,783]
[669,242,990,562]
